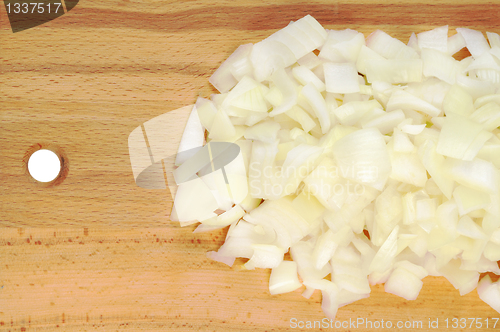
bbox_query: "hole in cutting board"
[23,143,69,186]
[28,149,61,182]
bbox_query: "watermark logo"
[4,0,79,33]
[128,105,248,222]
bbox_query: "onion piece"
[333,100,382,126]
[442,84,474,117]
[445,157,499,194]
[417,25,448,53]
[436,113,491,160]
[269,261,302,295]
[319,30,365,63]
[210,44,254,93]
[488,32,500,48]
[386,89,441,117]
[421,48,461,84]
[447,33,466,56]
[301,83,330,133]
[456,28,491,58]
[175,104,205,166]
[438,259,480,296]
[384,265,424,300]
[324,62,360,93]
[333,127,391,190]
[303,279,339,320]
[269,68,298,115]
[366,59,423,84]
[292,65,326,92]
[477,275,500,314]
[367,29,419,59]
[369,225,399,273]
[244,244,285,270]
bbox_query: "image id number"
[444,317,499,329]
[6,2,62,14]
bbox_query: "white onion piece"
[447,33,466,56]
[208,109,236,141]
[488,32,500,48]
[333,100,382,126]
[421,48,461,84]
[292,65,325,92]
[390,144,427,186]
[417,25,448,53]
[291,241,332,282]
[356,45,386,75]
[361,109,406,134]
[244,120,280,144]
[367,29,419,59]
[465,52,500,72]
[297,52,322,69]
[244,244,285,270]
[333,128,391,190]
[369,225,399,273]
[320,30,365,63]
[408,32,419,52]
[250,40,296,82]
[285,105,316,132]
[436,113,491,160]
[280,144,323,196]
[470,101,500,131]
[439,259,480,296]
[294,15,328,49]
[366,59,422,84]
[175,105,205,166]
[400,124,425,135]
[206,250,236,267]
[303,279,339,320]
[268,28,309,60]
[393,128,414,152]
[311,229,338,270]
[210,43,253,93]
[456,28,491,58]
[196,97,218,131]
[442,84,474,117]
[386,89,441,117]
[269,68,298,115]
[456,215,487,239]
[324,62,360,94]
[477,275,500,314]
[445,157,499,194]
[202,205,246,227]
[484,242,500,262]
[456,73,496,100]
[301,83,330,133]
[171,177,219,222]
[384,266,424,300]
[269,261,302,295]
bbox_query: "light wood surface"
[1,1,499,331]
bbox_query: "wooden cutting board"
[1,1,499,331]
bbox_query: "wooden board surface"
[1,1,500,331]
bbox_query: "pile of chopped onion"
[170,15,500,319]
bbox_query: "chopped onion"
[417,25,448,53]
[269,261,303,295]
[456,28,491,58]
[384,265,424,300]
[160,17,500,319]
[324,62,361,94]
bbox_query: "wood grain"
[1,0,499,331]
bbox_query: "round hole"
[27,149,61,182]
